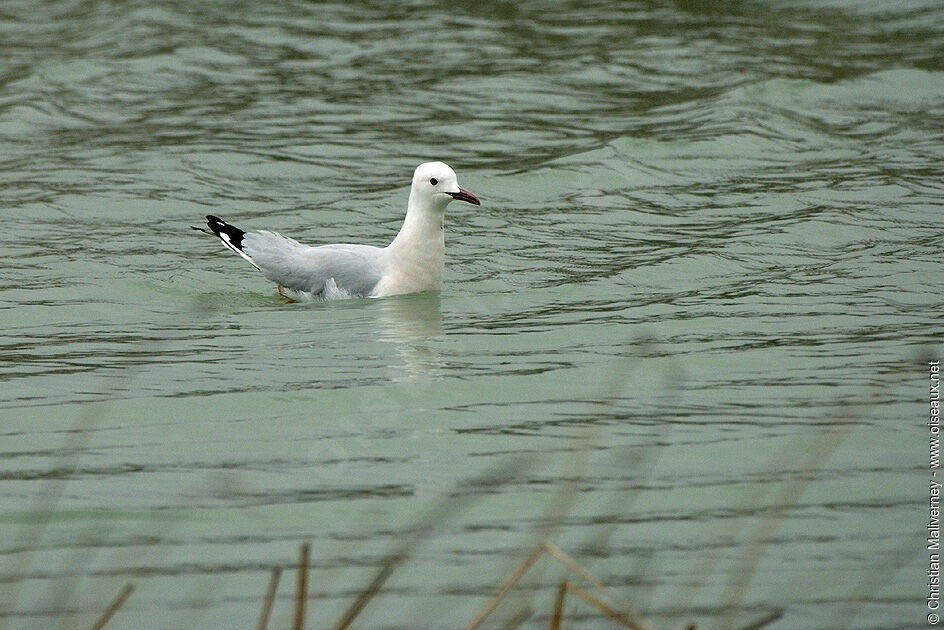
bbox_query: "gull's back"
[244,231,386,299]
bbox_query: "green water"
[1,1,940,628]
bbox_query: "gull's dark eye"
[429,178,438,186]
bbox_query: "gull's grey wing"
[242,231,385,298]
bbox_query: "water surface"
[0,1,939,628]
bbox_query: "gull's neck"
[380,193,447,295]
[394,191,446,246]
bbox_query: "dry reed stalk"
[735,610,782,630]
[550,581,567,629]
[541,542,641,619]
[89,582,134,630]
[549,581,642,630]
[696,362,908,630]
[492,350,643,626]
[464,544,546,630]
[293,543,310,630]
[824,533,916,629]
[466,540,656,630]
[3,301,216,627]
[330,554,401,630]
[2,403,109,618]
[257,566,281,630]
[330,457,532,630]
[50,526,115,626]
[709,411,863,630]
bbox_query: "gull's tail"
[195,215,261,270]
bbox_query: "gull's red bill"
[448,188,480,206]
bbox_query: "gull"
[195,162,480,301]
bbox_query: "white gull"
[197,161,480,301]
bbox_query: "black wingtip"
[205,215,225,232]
[205,215,246,251]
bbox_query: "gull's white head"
[409,161,480,211]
